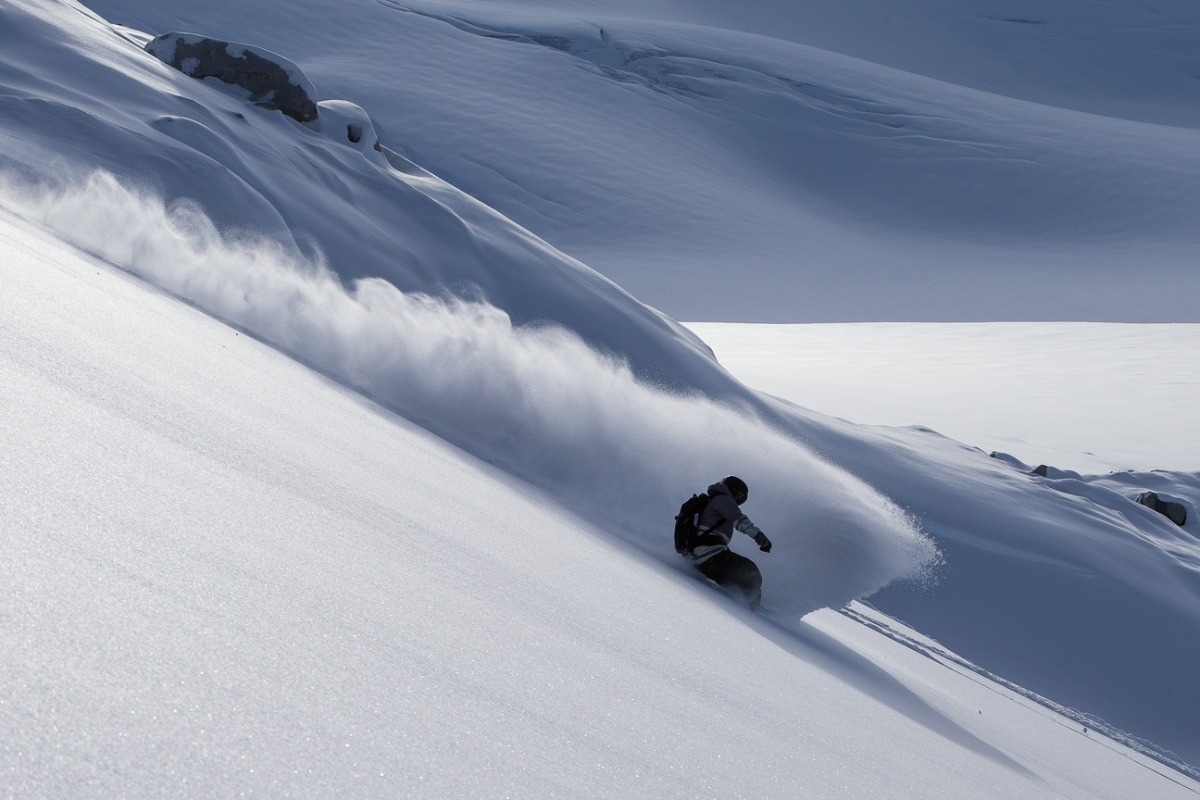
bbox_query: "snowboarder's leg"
[695,550,763,608]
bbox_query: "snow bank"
[0,170,938,614]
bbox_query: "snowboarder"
[688,476,772,607]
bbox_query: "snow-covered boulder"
[1135,490,1188,527]
[312,100,386,165]
[1030,463,1083,480]
[145,33,319,122]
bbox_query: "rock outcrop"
[1135,491,1188,527]
[146,33,319,123]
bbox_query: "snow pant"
[695,549,762,608]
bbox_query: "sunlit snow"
[2,0,1198,795]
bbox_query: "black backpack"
[674,493,710,555]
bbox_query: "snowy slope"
[2,0,1199,780]
[689,319,1200,771]
[0,0,937,615]
[80,0,1200,322]
[0,0,725,392]
[3,207,1197,799]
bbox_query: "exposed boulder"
[1134,491,1188,527]
[145,33,319,123]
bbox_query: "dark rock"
[1135,491,1188,527]
[146,33,318,123]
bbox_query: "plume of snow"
[1,170,939,613]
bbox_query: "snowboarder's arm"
[735,515,772,552]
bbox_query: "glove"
[755,532,772,553]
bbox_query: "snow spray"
[0,171,940,614]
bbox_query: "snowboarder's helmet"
[723,475,749,505]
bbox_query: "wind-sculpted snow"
[1,171,939,614]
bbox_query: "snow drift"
[0,170,939,614]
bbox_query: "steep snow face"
[0,0,940,616]
[0,0,726,391]
[5,0,1200,775]
[4,207,1198,800]
[0,172,939,616]
[80,0,1200,321]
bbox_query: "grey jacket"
[691,481,769,564]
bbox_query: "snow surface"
[2,205,1196,798]
[77,0,1200,322]
[0,170,937,618]
[3,0,1200,793]
[686,322,1200,474]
